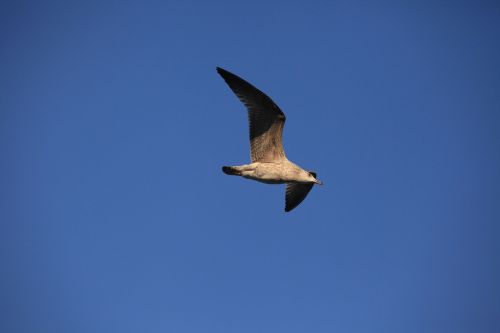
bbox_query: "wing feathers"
[217,67,287,162]
[285,182,315,212]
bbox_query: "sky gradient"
[1,1,500,332]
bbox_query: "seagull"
[217,67,322,212]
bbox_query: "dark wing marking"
[217,67,286,162]
[285,182,315,212]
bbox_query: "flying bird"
[217,67,322,212]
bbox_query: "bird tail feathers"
[222,166,241,176]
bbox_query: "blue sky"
[1,1,500,332]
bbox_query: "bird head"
[308,171,323,185]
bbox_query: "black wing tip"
[216,67,242,84]
[216,66,236,83]
[216,66,230,76]
[284,201,295,212]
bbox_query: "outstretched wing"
[285,182,315,212]
[217,67,286,163]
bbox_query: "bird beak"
[315,180,323,185]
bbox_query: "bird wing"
[217,67,286,163]
[285,182,315,212]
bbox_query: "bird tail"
[222,166,241,176]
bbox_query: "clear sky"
[1,1,500,332]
